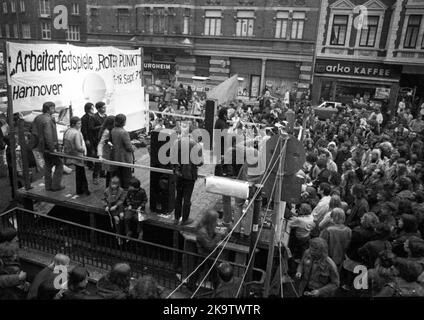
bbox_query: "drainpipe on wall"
[310,0,324,102]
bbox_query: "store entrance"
[399,74,424,112]
[319,78,390,108]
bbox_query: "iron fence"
[0,207,263,296]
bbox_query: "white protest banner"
[6,42,147,131]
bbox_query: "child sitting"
[123,178,148,239]
[103,176,126,237]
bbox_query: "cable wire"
[235,160,279,298]
[166,134,283,298]
[190,144,285,298]
[279,243,284,298]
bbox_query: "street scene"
[1,0,424,309]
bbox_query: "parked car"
[313,101,343,120]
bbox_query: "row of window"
[111,8,306,39]
[1,0,80,16]
[0,23,80,41]
[1,0,24,13]
[330,14,380,47]
[403,15,424,49]
[330,13,424,49]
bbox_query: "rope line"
[189,137,285,298]
[235,160,279,298]
[166,135,283,298]
[279,243,284,298]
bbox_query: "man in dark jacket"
[171,124,203,225]
[92,102,108,181]
[213,107,232,226]
[81,102,102,185]
[296,238,339,297]
[346,184,369,229]
[27,253,70,300]
[31,102,64,191]
[214,107,229,176]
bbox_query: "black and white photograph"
[0,0,424,316]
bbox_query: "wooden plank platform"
[15,148,274,246]
[16,148,221,233]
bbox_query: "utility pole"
[263,109,294,297]
[263,134,287,297]
[246,186,263,283]
[4,42,18,199]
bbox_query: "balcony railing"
[0,208,264,297]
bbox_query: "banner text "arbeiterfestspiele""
[11,50,140,76]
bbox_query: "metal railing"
[0,207,263,295]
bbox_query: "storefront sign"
[250,75,260,98]
[375,87,391,99]
[315,59,401,79]
[144,61,174,72]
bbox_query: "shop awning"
[207,74,239,105]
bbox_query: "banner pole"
[4,41,19,199]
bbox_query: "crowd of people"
[282,96,424,297]
[0,228,245,300]
[0,240,166,300]
[2,78,424,298]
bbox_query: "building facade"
[0,0,87,87]
[87,0,322,99]
[387,0,424,105]
[313,0,424,111]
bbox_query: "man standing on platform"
[214,107,232,228]
[31,102,64,192]
[81,103,100,185]
[172,122,203,226]
[93,102,107,178]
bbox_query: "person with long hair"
[98,115,116,187]
[111,114,135,190]
[63,116,89,196]
[318,194,343,230]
